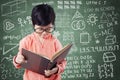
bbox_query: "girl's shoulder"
[20,32,35,42]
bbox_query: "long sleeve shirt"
[13,32,66,80]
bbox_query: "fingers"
[52,67,58,73]
[44,67,58,77]
[45,70,51,77]
[15,54,27,64]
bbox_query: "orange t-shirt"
[13,32,66,80]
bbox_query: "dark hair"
[31,4,55,26]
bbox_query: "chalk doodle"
[18,16,32,27]
[53,31,60,38]
[1,54,13,63]
[57,0,82,9]
[95,39,100,44]
[105,35,116,45]
[80,32,91,44]
[103,52,116,63]
[98,63,113,79]
[100,11,119,28]
[3,19,15,33]
[32,1,54,6]
[100,12,109,23]
[71,20,86,30]
[93,27,113,39]
[85,1,107,5]
[0,63,24,79]
[3,34,21,41]
[72,11,84,20]
[107,11,119,25]
[63,31,74,42]
[87,14,98,26]
[1,0,27,16]
[71,11,86,30]
[3,43,18,55]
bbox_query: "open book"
[21,43,72,76]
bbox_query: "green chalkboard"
[0,0,120,80]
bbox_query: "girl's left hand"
[45,67,58,77]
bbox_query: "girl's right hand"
[15,54,27,64]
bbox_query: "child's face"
[34,23,54,38]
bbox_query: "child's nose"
[42,31,47,34]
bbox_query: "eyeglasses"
[35,27,55,33]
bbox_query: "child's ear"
[34,25,37,29]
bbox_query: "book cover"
[21,43,72,75]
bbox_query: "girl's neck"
[39,37,44,43]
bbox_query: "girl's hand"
[15,54,27,64]
[45,67,58,77]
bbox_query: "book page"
[51,43,72,62]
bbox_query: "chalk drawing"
[98,63,113,79]
[72,11,84,20]
[57,0,82,9]
[3,19,15,33]
[80,32,91,44]
[18,16,32,27]
[95,39,100,44]
[71,20,86,30]
[71,11,85,30]
[3,43,18,55]
[108,11,118,23]
[1,70,7,80]
[100,12,109,23]
[32,1,54,6]
[0,63,24,79]
[103,52,116,62]
[0,64,5,69]
[53,31,60,38]
[3,34,21,41]
[105,35,116,45]
[1,0,27,16]
[1,55,13,63]
[63,31,74,42]
[87,13,98,26]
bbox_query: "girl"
[13,4,66,80]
